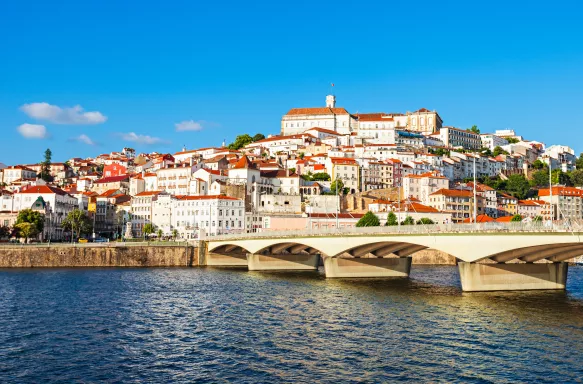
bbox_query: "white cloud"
[17,123,48,139]
[20,102,107,125]
[72,134,97,146]
[175,120,204,132]
[117,132,168,145]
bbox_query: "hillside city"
[1,94,581,242]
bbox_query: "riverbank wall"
[0,244,456,268]
[0,245,199,268]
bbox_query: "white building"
[172,195,245,239]
[281,95,356,135]
[481,133,509,151]
[403,171,450,205]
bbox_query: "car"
[94,238,108,243]
[78,238,89,243]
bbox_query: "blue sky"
[1,0,582,164]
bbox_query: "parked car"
[94,238,108,243]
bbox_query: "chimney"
[141,170,145,177]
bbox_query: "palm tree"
[172,229,179,241]
[157,229,163,240]
[143,223,155,240]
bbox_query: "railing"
[207,220,583,241]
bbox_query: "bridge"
[202,222,583,292]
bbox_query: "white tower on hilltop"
[326,94,336,108]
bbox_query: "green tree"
[385,212,398,226]
[329,178,345,195]
[312,172,331,181]
[16,209,44,235]
[298,152,305,159]
[529,170,549,188]
[252,133,265,142]
[570,169,583,187]
[416,218,435,225]
[505,174,530,199]
[40,148,53,182]
[533,215,543,222]
[506,137,520,144]
[61,209,92,241]
[172,229,179,240]
[433,148,450,157]
[532,159,545,170]
[157,229,163,239]
[481,148,492,157]
[552,169,571,186]
[468,125,480,134]
[576,153,583,170]
[492,146,508,157]
[143,223,155,239]
[0,225,10,239]
[511,214,523,222]
[401,216,415,225]
[14,222,38,243]
[228,134,254,150]
[356,211,380,227]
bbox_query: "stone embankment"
[0,243,459,268]
[0,244,199,268]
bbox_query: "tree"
[492,146,508,157]
[61,209,92,241]
[312,172,331,181]
[433,148,450,157]
[576,153,583,170]
[329,178,345,195]
[40,148,53,182]
[14,222,38,243]
[506,137,520,144]
[533,215,543,222]
[401,216,415,225]
[289,168,296,175]
[228,134,254,150]
[157,229,163,239]
[481,148,492,157]
[505,174,530,199]
[16,209,44,235]
[529,170,549,188]
[298,152,305,159]
[468,125,480,134]
[172,229,179,240]
[385,212,398,226]
[0,225,10,239]
[416,218,435,225]
[571,169,583,187]
[356,211,380,227]
[252,133,265,142]
[143,223,155,239]
[532,159,545,170]
[511,214,523,222]
[552,169,571,186]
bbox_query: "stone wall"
[0,245,198,268]
[411,249,457,265]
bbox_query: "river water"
[1,265,583,383]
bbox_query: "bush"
[401,216,414,225]
[385,212,398,226]
[416,218,434,225]
[356,211,380,227]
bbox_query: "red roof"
[306,127,343,136]
[285,107,349,116]
[175,195,241,201]
[134,191,163,197]
[94,174,129,184]
[356,113,394,122]
[496,216,514,222]
[539,187,583,197]
[430,189,473,197]
[18,185,69,196]
[308,213,364,219]
[462,214,494,223]
[232,155,255,170]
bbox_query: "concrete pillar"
[324,256,412,278]
[458,262,568,292]
[205,252,248,268]
[247,253,319,271]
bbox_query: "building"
[2,165,37,185]
[93,175,129,195]
[403,172,450,205]
[172,195,245,239]
[326,157,359,193]
[95,189,130,237]
[439,127,481,149]
[130,191,164,238]
[481,133,509,151]
[428,189,477,223]
[406,108,443,134]
[539,187,583,221]
[281,95,355,135]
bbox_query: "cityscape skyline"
[1,0,582,164]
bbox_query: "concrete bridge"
[202,223,583,292]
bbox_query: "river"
[1,265,583,383]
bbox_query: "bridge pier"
[324,256,412,278]
[458,262,568,292]
[247,253,320,271]
[205,252,248,268]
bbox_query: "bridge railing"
[207,220,583,241]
